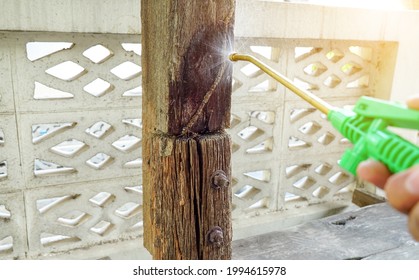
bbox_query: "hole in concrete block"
[314,162,333,175]
[329,172,350,185]
[285,192,304,203]
[57,210,91,227]
[325,49,344,62]
[249,111,275,124]
[130,221,143,231]
[0,205,11,219]
[312,186,330,199]
[232,143,240,153]
[243,170,271,182]
[122,118,142,129]
[289,108,316,123]
[112,135,141,152]
[0,161,7,180]
[317,132,336,145]
[298,121,321,135]
[89,192,114,207]
[86,153,113,169]
[36,195,75,214]
[341,62,362,76]
[248,197,269,210]
[32,122,76,144]
[237,126,264,141]
[349,46,372,61]
[123,86,142,97]
[110,61,141,80]
[40,232,80,247]
[340,138,351,145]
[234,185,261,200]
[34,159,76,176]
[34,82,74,100]
[324,75,342,88]
[122,43,142,56]
[83,78,113,97]
[115,202,141,219]
[123,158,142,169]
[50,139,87,157]
[83,44,113,63]
[303,62,327,77]
[230,114,241,129]
[26,42,74,61]
[0,129,4,145]
[347,75,370,89]
[85,121,113,139]
[124,185,143,195]
[45,61,86,81]
[246,138,273,154]
[0,236,13,254]
[90,220,114,236]
[293,176,316,190]
[288,136,311,150]
[285,164,311,178]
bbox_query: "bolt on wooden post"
[141,0,235,259]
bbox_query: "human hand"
[356,95,419,241]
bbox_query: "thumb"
[406,95,419,110]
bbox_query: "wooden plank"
[233,203,419,260]
[144,135,232,259]
[141,0,234,136]
[141,0,235,259]
[352,188,386,208]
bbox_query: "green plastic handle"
[353,96,419,130]
[328,97,419,175]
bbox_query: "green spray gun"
[229,53,419,175]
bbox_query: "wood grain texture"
[142,0,235,259]
[141,0,234,136]
[233,203,419,260]
[144,134,232,259]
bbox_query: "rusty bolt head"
[211,170,229,189]
[207,226,224,247]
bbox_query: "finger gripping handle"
[329,109,419,174]
[368,131,419,174]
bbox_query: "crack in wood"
[181,61,228,137]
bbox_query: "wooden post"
[141,0,235,259]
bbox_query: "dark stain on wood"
[142,0,235,260]
[168,23,233,136]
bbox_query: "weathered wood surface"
[144,134,232,259]
[141,0,235,259]
[141,0,234,136]
[233,203,419,260]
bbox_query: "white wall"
[0,0,140,34]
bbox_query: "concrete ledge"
[0,0,140,34]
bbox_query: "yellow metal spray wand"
[229,53,419,175]
[229,53,333,114]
